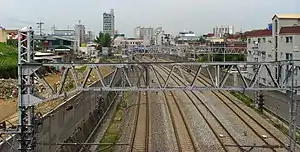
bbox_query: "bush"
[0,43,18,78]
[6,39,18,47]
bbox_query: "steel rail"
[186,66,288,151]
[153,64,198,152]
[157,65,243,152]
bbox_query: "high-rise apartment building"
[103,9,115,36]
[213,25,234,37]
[134,26,154,40]
[75,21,86,47]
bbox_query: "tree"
[102,33,112,47]
[94,32,104,50]
[197,36,206,43]
[94,32,112,50]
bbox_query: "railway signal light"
[258,94,264,112]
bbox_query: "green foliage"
[212,54,246,61]
[100,103,123,151]
[197,54,210,62]
[102,33,112,47]
[76,66,87,73]
[63,82,75,92]
[6,39,18,47]
[94,32,112,50]
[230,91,254,107]
[197,36,206,43]
[197,54,246,62]
[0,42,18,78]
[34,40,43,51]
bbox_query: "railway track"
[128,67,150,152]
[128,91,150,152]
[156,65,242,152]
[138,57,287,151]
[182,66,288,151]
[152,57,290,151]
[153,64,198,152]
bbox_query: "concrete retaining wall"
[0,70,121,152]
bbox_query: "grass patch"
[0,42,17,78]
[99,92,132,151]
[230,91,254,108]
[100,104,123,151]
[76,66,87,73]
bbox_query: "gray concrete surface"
[0,70,121,152]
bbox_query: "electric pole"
[36,21,44,36]
[51,24,56,35]
[37,21,45,51]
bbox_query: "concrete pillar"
[233,72,238,87]
[145,65,150,87]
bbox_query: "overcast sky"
[0,0,299,36]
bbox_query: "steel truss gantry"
[129,45,246,55]
[28,61,297,93]
[0,28,298,152]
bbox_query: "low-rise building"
[34,35,76,54]
[175,31,199,44]
[246,14,300,91]
[277,26,300,87]
[0,27,18,43]
[113,36,150,48]
[246,29,273,85]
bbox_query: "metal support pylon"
[17,27,41,152]
[121,65,126,108]
[289,57,297,152]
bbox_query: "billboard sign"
[7,31,18,39]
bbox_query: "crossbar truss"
[128,46,247,55]
[13,61,297,105]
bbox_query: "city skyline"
[0,0,299,36]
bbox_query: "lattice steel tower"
[17,27,42,152]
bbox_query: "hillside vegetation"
[0,43,18,78]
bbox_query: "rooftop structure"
[272,14,300,20]
[213,25,234,37]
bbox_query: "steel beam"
[35,60,300,66]
[72,86,292,91]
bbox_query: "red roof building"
[279,26,300,35]
[245,29,272,37]
[207,33,214,37]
